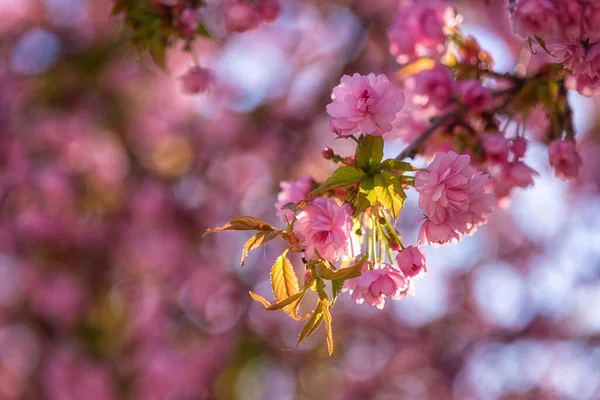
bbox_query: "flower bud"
[321,147,334,160]
[511,137,528,158]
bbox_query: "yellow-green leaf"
[379,158,416,172]
[248,291,271,308]
[321,255,367,281]
[295,301,324,348]
[356,136,384,173]
[322,298,334,355]
[373,172,406,218]
[203,216,276,237]
[240,230,282,266]
[310,166,364,195]
[250,290,308,321]
[271,251,300,302]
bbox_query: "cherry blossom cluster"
[510,0,600,96]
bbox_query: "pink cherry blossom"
[454,172,495,235]
[415,151,474,224]
[494,161,539,198]
[347,263,408,309]
[387,1,455,63]
[224,2,260,33]
[179,66,214,95]
[326,73,404,137]
[179,8,200,37]
[458,80,493,112]
[412,64,455,110]
[293,197,360,262]
[395,246,427,278]
[274,175,313,222]
[255,0,280,22]
[482,133,510,164]
[418,218,461,246]
[511,137,528,158]
[511,0,582,43]
[548,139,582,180]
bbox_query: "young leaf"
[356,136,384,173]
[353,191,372,216]
[149,37,167,71]
[321,298,334,355]
[295,301,324,348]
[203,216,276,237]
[373,172,406,218]
[266,290,304,311]
[271,251,300,301]
[379,159,416,172]
[248,291,271,308]
[321,255,367,281]
[534,35,555,57]
[310,166,364,195]
[240,230,282,266]
[331,279,344,305]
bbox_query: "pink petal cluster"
[326,73,404,137]
[458,80,494,112]
[395,246,427,278]
[345,263,408,310]
[179,66,215,95]
[482,133,510,164]
[274,175,313,222]
[178,8,201,37]
[494,161,539,199]
[412,64,455,111]
[416,151,495,246]
[292,197,360,263]
[548,139,582,180]
[387,0,456,63]
[224,0,280,33]
[511,0,600,96]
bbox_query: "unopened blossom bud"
[224,2,260,33]
[390,241,401,252]
[395,246,427,278]
[511,137,528,158]
[548,139,582,180]
[321,147,334,160]
[179,66,214,94]
[255,0,280,22]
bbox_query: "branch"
[394,109,464,161]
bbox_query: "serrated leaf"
[321,255,367,281]
[373,172,406,218]
[316,278,328,300]
[310,166,364,195]
[295,301,324,348]
[271,251,300,302]
[379,159,416,172]
[356,136,384,173]
[248,291,271,308]
[321,298,334,355]
[353,191,372,216]
[331,279,344,305]
[203,216,276,237]
[240,230,282,266]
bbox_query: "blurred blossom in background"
[0,0,599,399]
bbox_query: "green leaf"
[249,290,308,320]
[379,159,416,172]
[321,298,334,355]
[271,251,300,301]
[240,230,282,266]
[356,136,384,173]
[316,278,328,301]
[149,37,167,70]
[203,216,276,237]
[321,255,367,281]
[534,35,554,57]
[310,166,364,195]
[353,191,372,216]
[331,279,344,305]
[373,172,406,218]
[295,301,324,348]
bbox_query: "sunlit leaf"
[322,298,334,355]
[295,301,324,348]
[203,216,276,237]
[321,255,367,281]
[240,230,282,266]
[373,172,406,218]
[248,291,271,308]
[356,136,384,173]
[271,251,300,302]
[331,279,344,305]
[379,158,416,172]
[397,58,435,79]
[310,166,364,195]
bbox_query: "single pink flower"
[459,80,493,112]
[482,133,510,164]
[224,2,260,33]
[179,66,214,94]
[412,64,455,110]
[326,73,404,137]
[548,139,582,180]
[255,0,280,22]
[511,137,528,158]
[583,2,600,42]
[395,246,427,278]
[418,218,461,246]
[494,161,539,198]
[387,1,455,63]
[511,0,582,43]
[293,197,360,262]
[274,175,313,222]
[415,151,474,224]
[347,263,408,309]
